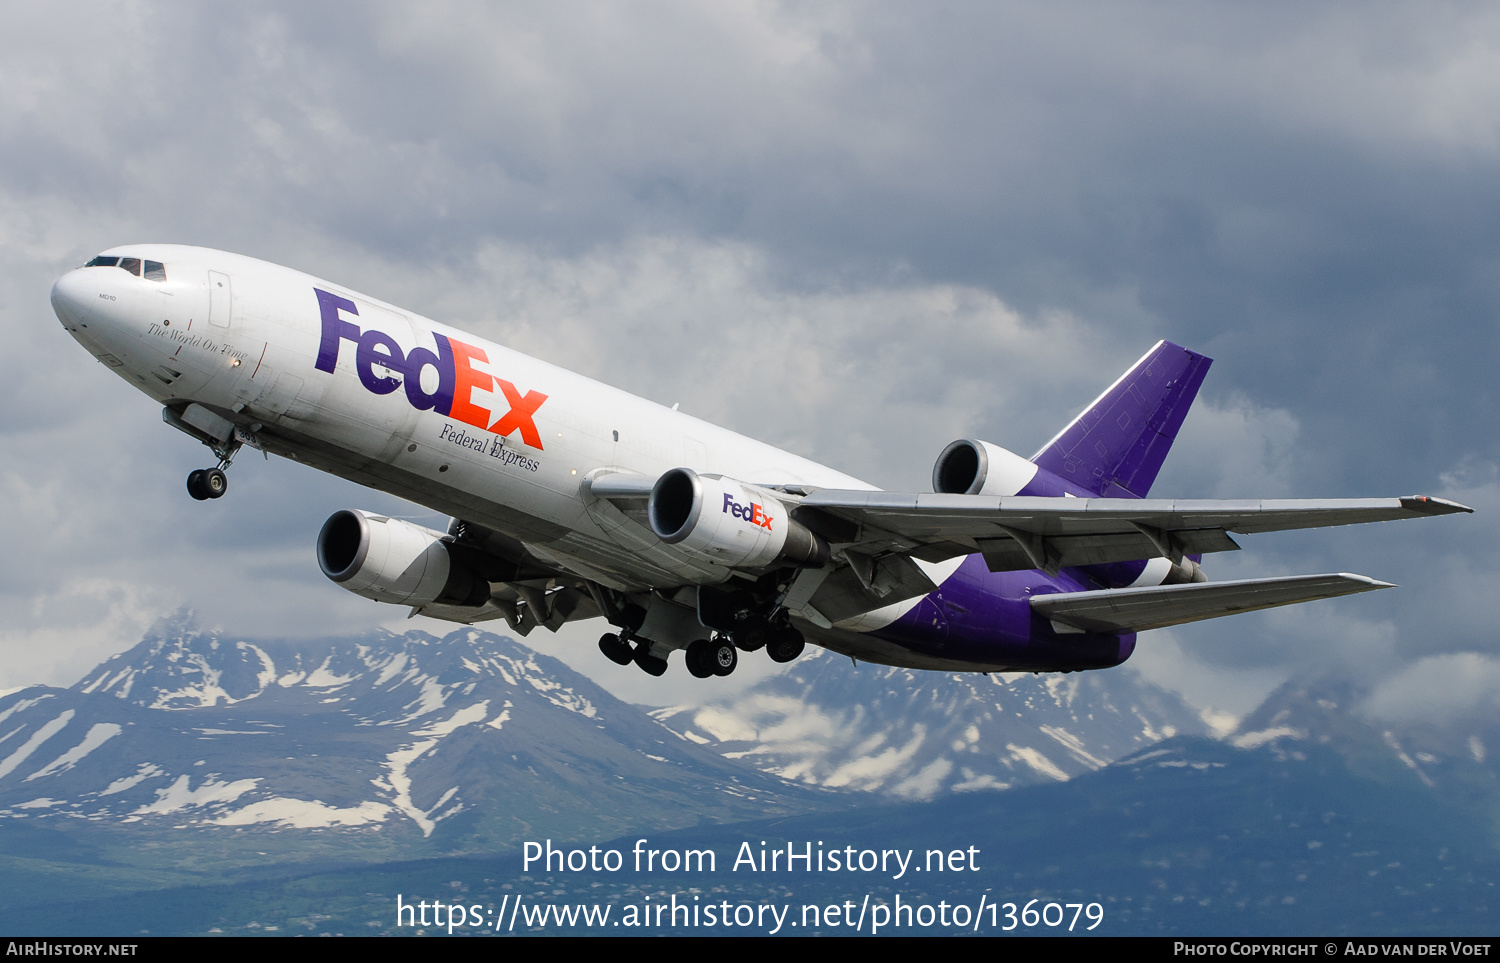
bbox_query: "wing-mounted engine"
[318,510,602,631]
[317,509,490,607]
[647,468,829,570]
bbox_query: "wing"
[792,492,1471,573]
[588,474,1468,626]
[1030,572,1392,634]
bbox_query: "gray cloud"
[1361,653,1500,727]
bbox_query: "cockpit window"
[83,253,165,281]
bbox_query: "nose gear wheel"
[186,467,228,500]
[185,432,242,501]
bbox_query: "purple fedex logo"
[724,493,773,531]
[312,288,548,450]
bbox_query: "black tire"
[767,629,805,664]
[598,633,633,666]
[732,624,767,651]
[204,468,228,498]
[711,639,737,677]
[633,645,668,677]
[685,639,715,679]
[186,469,209,501]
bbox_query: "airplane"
[50,245,1471,680]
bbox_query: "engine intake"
[932,439,1041,496]
[317,509,488,606]
[648,468,827,569]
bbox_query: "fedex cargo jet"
[50,245,1470,680]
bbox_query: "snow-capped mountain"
[650,646,1208,798]
[0,613,829,850]
[3,615,1496,935]
[1229,676,1500,812]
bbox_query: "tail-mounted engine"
[316,509,489,607]
[647,468,828,569]
[932,439,1043,496]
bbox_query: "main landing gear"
[765,625,806,664]
[685,637,737,679]
[598,631,675,677]
[186,436,242,501]
[589,583,806,681]
[597,623,804,680]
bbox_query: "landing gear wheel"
[711,639,737,677]
[204,467,228,498]
[732,624,767,651]
[186,469,209,501]
[767,628,805,664]
[685,639,716,679]
[633,644,668,677]
[598,633,633,666]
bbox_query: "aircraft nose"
[51,268,97,328]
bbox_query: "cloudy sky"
[2,2,1495,720]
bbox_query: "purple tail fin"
[1030,341,1212,498]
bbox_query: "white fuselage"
[52,245,949,644]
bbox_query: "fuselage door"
[208,271,232,327]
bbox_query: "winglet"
[1333,572,1397,590]
[1398,496,1474,516]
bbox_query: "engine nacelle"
[317,509,488,606]
[933,438,1042,496]
[648,468,828,569]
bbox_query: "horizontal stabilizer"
[1030,573,1394,634]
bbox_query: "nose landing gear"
[186,467,228,500]
[186,436,242,501]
